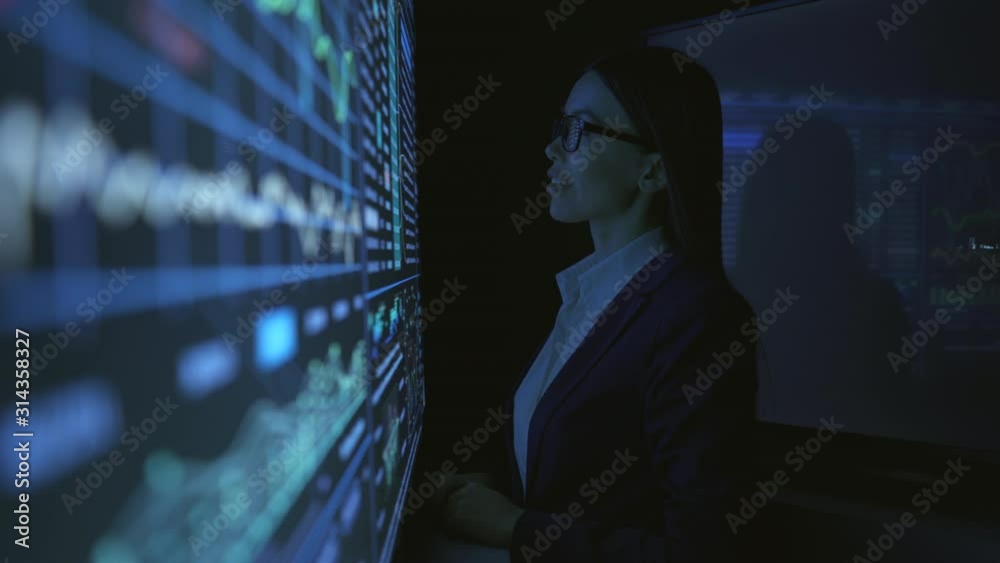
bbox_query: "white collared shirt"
[513,226,668,494]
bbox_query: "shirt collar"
[555,226,669,307]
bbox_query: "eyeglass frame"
[551,113,654,153]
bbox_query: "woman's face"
[545,71,648,223]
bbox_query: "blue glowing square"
[255,307,298,372]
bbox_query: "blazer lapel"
[505,337,546,500]
[522,292,647,499]
[510,338,547,396]
[518,249,683,501]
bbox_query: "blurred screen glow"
[0,0,424,561]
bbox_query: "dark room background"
[408,1,1000,559]
[413,0,1000,456]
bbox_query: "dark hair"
[579,46,723,272]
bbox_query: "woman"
[436,46,759,563]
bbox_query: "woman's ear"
[637,153,670,194]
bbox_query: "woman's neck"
[588,212,662,261]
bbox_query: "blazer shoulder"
[643,263,751,328]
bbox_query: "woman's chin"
[548,201,583,223]
[546,182,568,199]
[546,182,587,222]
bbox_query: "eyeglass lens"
[552,116,581,151]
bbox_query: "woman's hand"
[450,471,498,490]
[442,481,526,548]
[428,472,498,510]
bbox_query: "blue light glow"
[255,307,299,372]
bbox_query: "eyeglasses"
[551,114,652,153]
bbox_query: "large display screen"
[647,0,999,450]
[0,0,423,561]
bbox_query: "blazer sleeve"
[508,297,757,563]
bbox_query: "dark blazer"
[498,249,759,563]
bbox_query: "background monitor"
[646,0,1000,451]
[0,0,423,561]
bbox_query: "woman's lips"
[547,169,574,186]
[546,172,574,196]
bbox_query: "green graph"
[91,341,369,563]
[256,0,356,124]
